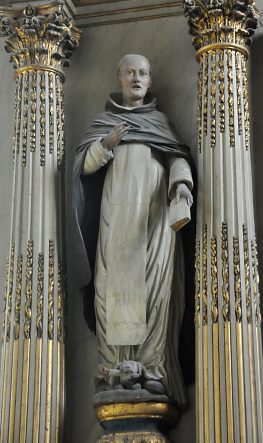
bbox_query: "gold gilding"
[183,0,257,53]
[20,339,31,443]
[196,44,248,62]
[13,77,19,162]
[96,402,179,425]
[60,81,66,167]
[202,225,208,325]
[247,324,258,442]
[15,75,23,164]
[210,51,217,148]
[21,72,29,167]
[6,244,15,341]
[8,340,19,442]
[222,222,230,322]
[2,259,9,337]
[14,255,23,339]
[1,5,80,74]
[56,75,62,169]
[30,72,37,152]
[203,325,209,442]
[211,237,218,323]
[236,323,246,441]
[49,73,54,154]
[243,225,252,323]
[235,53,243,136]
[255,327,263,433]
[16,65,65,81]
[48,240,54,340]
[241,55,250,151]
[213,323,221,443]
[197,58,203,153]
[195,240,201,327]
[224,322,234,442]
[39,72,46,167]
[219,51,225,133]
[24,240,33,339]
[0,342,10,443]
[203,54,208,137]
[227,50,235,148]
[233,237,242,322]
[36,253,44,338]
[0,3,78,442]
[251,240,261,325]
[55,342,65,441]
[45,340,53,443]
[32,338,42,443]
[57,258,64,342]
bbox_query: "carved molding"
[4,0,185,27]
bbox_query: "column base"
[94,391,180,443]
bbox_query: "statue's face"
[118,56,151,105]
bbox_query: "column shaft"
[196,48,263,442]
[183,0,263,441]
[0,3,80,441]
[0,67,65,443]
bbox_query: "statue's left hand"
[175,183,193,206]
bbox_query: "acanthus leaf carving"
[0,3,81,72]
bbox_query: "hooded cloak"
[72,93,193,288]
[71,94,196,408]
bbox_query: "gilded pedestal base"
[95,400,178,443]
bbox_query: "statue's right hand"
[101,123,130,151]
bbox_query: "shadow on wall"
[250,28,263,305]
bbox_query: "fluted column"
[0,3,80,442]
[182,1,263,442]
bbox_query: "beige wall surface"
[0,9,263,443]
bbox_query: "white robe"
[83,139,193,392]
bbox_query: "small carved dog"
[98,360,143,390]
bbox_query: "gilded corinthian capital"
[182,0,258,52]
[0,1,81,73]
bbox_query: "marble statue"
[73,54,193,409]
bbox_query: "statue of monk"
[72,54,194,409]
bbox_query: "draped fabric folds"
[71,94,194,409]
